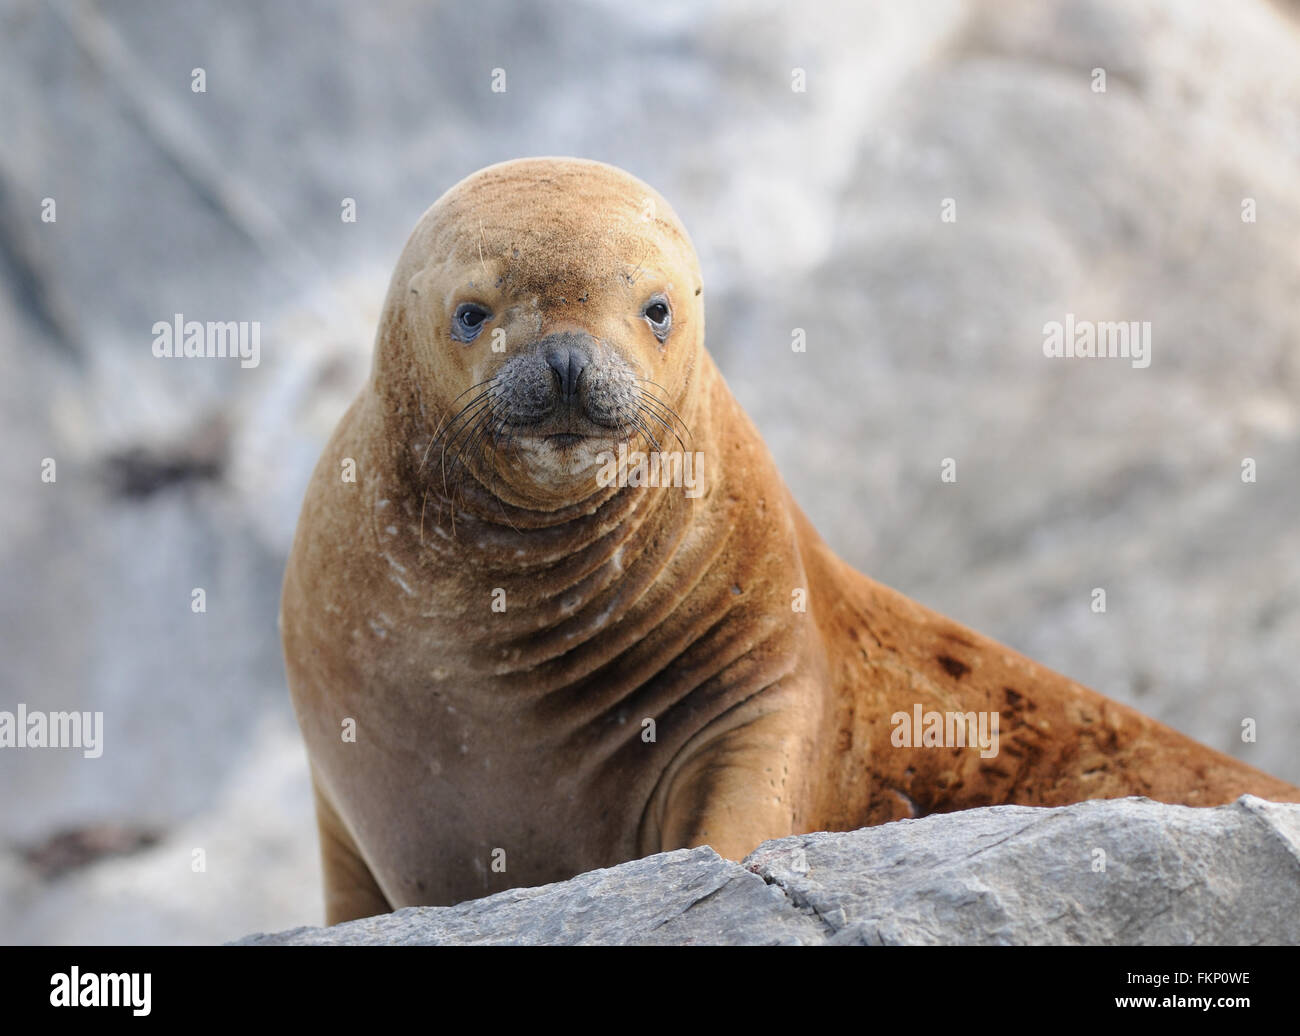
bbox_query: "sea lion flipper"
[313,776,392,925]
[650,693,816,861]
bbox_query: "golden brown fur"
[281,157,1300,924]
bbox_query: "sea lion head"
[372,157,704,511]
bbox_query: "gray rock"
[238,796,1300,946]
[239,846,827,946]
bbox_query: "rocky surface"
[239,797,1300,946]
[3,0,1299,943]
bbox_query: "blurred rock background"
[1,0,1297,943]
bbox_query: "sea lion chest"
[288,468,800,904]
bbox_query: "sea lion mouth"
[531,423,633,450]
[508,413,631,445]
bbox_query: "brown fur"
[281,157,1300,924]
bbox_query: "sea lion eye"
[643,297,671,341]
[452,302,491,342]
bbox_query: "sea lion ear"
[403,262,436,301]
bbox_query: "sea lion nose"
[545,344,589,402]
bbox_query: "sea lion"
[281,156,1300,924]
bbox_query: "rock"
[238,796,1300,946]
[241,847,826,947]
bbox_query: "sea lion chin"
[281,156,1300,925]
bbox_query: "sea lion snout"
[494,331,638,437]
[541,334,590,403]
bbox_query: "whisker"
[484,415,523,534]
[421,382,501,543]
[437,399,497,486]
[636,402,687,452]
[634,387,692,440]
[449,407,498,486]
[635,393,692,447]
[421,400,501,543]
[625,411,663,454]
[419,382,498,476]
